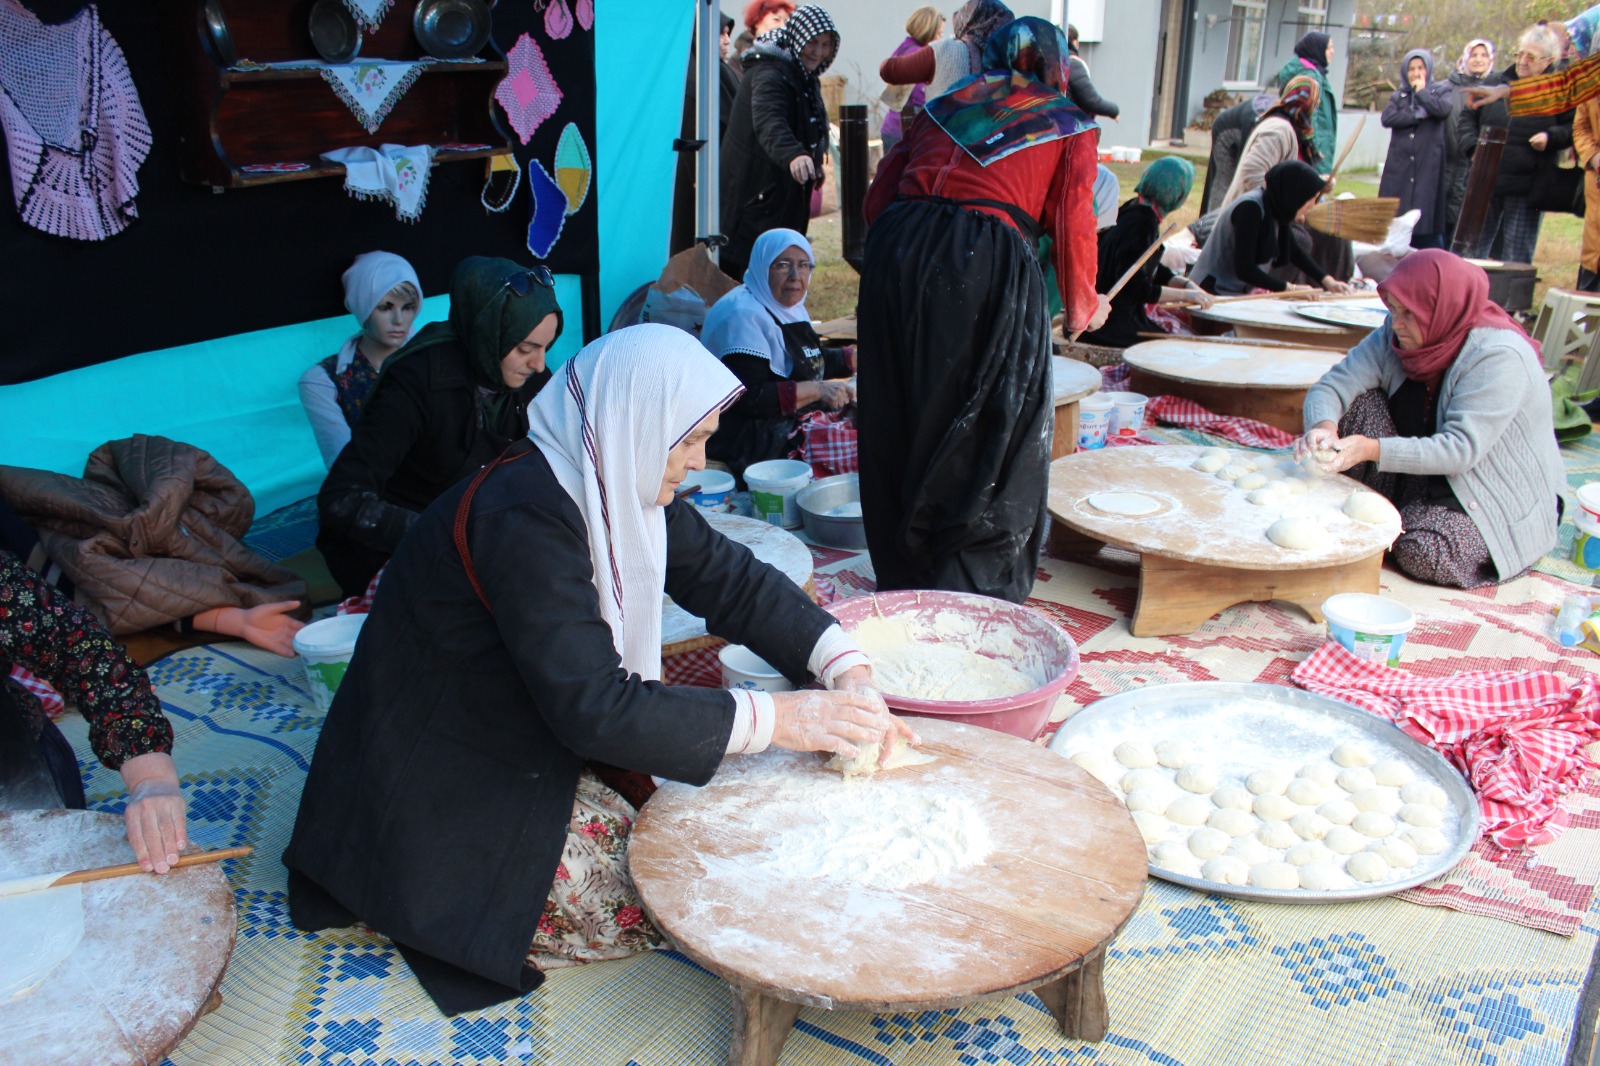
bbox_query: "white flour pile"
[852,613,1038,701]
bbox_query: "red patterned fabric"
[8,665,63,718]
[337,565,385,616]
[794,410,858,477]
[1144,395,1297,449]
[1292,640,1600,850]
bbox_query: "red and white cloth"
[1144,395,1297,449]
[795,410,858,478]
[336,565,385,616]
[7,666,64,718]
[1293,640,1600,850]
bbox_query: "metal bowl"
[413,0,493,60]
[198,0,236,66]
[309,0,361,63]
[795,473,865,549]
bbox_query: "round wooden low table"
[1124,339,1344,433]
[1191,296,1382,348]
[629,719,1146,1066]
[1051,356,1102,460]
[661,512,816,657]
[0,810,236,1065]
[1047,445,1396,637]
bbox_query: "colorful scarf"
[1569,5,1600,58]
[1377,249,1539,385]
[1261,74,1320,164]
[925,17,1094,167]
[1134,156,1194,216]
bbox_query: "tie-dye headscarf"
[951,0,1013,49]
[1134,156,1195,217]
[1566,7,1598,59]
[1261,74,1320,164]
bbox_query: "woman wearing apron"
[701,228,854,479]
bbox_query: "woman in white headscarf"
[285,324,912,1016]
[298,251,423,468]
[701,227,855,477]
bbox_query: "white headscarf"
[341,251,422,329]
[527,324,743,681]
[700,228,814,377]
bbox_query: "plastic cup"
[743,459,813,528]
[1077,394,1114,450]
[684,468,736,512]
[1105,391,1149,438]
[1320,593,1416,667]
[1574,507,1600,570]
[291,613,368,712]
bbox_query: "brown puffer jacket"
[0,435,307,634]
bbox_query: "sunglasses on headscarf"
[502,265,555,296]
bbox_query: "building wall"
[1073,0,1166,150]
[1183,0,1355,123]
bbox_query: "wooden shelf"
[221,59,502,85]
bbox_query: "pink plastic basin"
[825,590,1080,741]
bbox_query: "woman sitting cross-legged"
[1298,250,1564,588]
[1190,161,1350,296]
[701,227,854,478]
[284,324,914,1015]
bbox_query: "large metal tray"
[1048,681,1479,904]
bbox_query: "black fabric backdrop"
[0,1,597,384]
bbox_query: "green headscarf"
[1133,157,1195,217]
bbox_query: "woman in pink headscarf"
[1298,251,1564,588]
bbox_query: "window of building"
[1224,0,1268,86]
[1296,0,1329,28]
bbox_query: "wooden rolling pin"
[0,846,252,898]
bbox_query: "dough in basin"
[1087,492,1162,516]
[1114,741,1158,769]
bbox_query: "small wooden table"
[0,810,236,1066]
[1047,446,1396,637]
[1051,356,1103,459]
[1123,339,1344,433]
[1191,296,1382,348]
[661,512,815,657]
[629,719,1146,1066]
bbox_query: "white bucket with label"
[1077,394,1114,450]
[1321,593,1416,667]
[744,459,813,528]
[718,644,794,692]
[292,613,367,712]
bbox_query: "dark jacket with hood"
[1457,61,1575,197]
[1380,49,1454,234]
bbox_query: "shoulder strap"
[452,440,533,615]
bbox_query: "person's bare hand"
[1530,132,1550,151]
[1285,282,1315,292]
[119,753,187,873]
[1295,421,1340,465]
[1086,294,1112,331]
[239,602,304,657]
[832,664,874,693]
[1461,83,1510,110]
[769,688,905,761]
[1322,276,1352,294]
[789,155,818,184]
[1327,434,1379,472]
[816,380,851,410]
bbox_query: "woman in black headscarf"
[1189,161,1350,295]
[1277,31,1337,168]
[719,5,839,279]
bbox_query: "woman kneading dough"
[1190,161,1350,296]
[285,325,913,1014]
[1297,250,1563,587]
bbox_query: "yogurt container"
[1077,394,1115,450]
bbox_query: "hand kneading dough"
[1372,759,1416,787]
[1267,517,1325,550]
[1206,808,1257,837]
[1290,811,1332,840]
[1343,489,1400,525]
[1120,768,1169,794]
[1351,811,1396,838]
[1151,841,1201,875]
[1398,803,1443,828]
[1177,764,1219,794]
[1401,826,1450,855]
[1350,787,1402,815]
[1217,463,1252,482]
[1236,472,1269,491]
[1335,766,1376,793]
[1201,856,1250,885]
[1257,821,1299,849]
[1249,862,1300,890]
[1247,768,1291,795]
[1154,739,1194,769]
[1211,785,1253,811]
[1193,454,1228,473]
[828,736,936,777]
[1285,779,1327,806]
[1088,491,1162,516]
[1298,861,1354,890]
[1131,811,1168,844]
[1346,852,1390,883]
[1285,840,1333,866]
[1167,795,1213,826]
[1401,781,1448,808]
[1187,826,1231,859]
[1126,786,1178,814]
[1316,799,1359,826]
[1324,825,1367,855]
[1253,793,1299,821]
[1070,750,1122,786]
[1114,741,1158,769]
[1371,837,1419,868]
[1332,742,1375,768]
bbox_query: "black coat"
[1457,63,1574,197]
[719,42,828,276]
[316,342,546,595]
[1202,98,1265,216]
[708,345,852,474]
[1380,79,1453,233]
[286,446,837,1013]
[1081,199,1174,348]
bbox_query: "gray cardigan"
[1303,325,1565,580]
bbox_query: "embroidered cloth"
[339,0,394,33]
[319,60,430,134]
[496,34,562,145]
[321,143,435,222]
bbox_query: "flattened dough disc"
[0,883,84,1000]
[1087,491,1162,516]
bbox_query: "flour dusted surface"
[852,613,1038,701]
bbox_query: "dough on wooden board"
[1236,472,1269,491]
[1247,487,1284,506]
[1193,454,1228,473]
[0,882,84,1000]
[1217,463,1252,482]
[1087,492,1162,516]
[1344,490,1400,526]
[1267,517,1325,550]
[827,736,936,777]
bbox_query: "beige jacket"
[1221,116,1301,209]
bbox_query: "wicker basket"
[1053,338,1125,368]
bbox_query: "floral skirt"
[526,769,664,971]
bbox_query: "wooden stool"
[629,719,1147,1066]
[1123,339,1343,434]
[1531,288,1600,375]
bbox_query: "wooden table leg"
[1046,517,1104,559]
[727,984,802,1066]
[1131,551,1384,637]
[1051,400,1081,460]
[1032,947,1108,1041]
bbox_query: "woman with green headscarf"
[318,256,563,596]
[1080,156,1211,348]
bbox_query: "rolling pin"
[0,846,252,898]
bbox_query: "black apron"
[711,312,826,475]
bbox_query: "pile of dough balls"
[1069,737,1453,892]
[1191,449,1314,511]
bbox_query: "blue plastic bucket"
[1321,593,1416,667]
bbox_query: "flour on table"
[850,614,1038,702]
[0,883,84,1000]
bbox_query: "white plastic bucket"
[718,644,794,692]
[292,613,367,712]
[1077,394,1114,450]
[1573,507,1600,570]
[1321,593,1416,667]
[1105,391,1148,438]
[744,459,812,528]
[1125,148,1143,164]
[684,468,736,512]
[1577,483,1600,521]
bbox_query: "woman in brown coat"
[1572,95,1600,290]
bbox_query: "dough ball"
[1211,785,1253,812]
[1120,768,1170,794]
[1351,811,1396,838]
[1249,862,1301,890]
[1207,807,1257,837]
[1279,476,1311,496]
[1401,827,1450,855]
[1268,517,1324,550]
[1247,486,1285,506]
[1257,820,1300,849]
[1154,739,1194,769]
[1298,861,1354,891]
[1201,856,1250,886]
[1131,810,1169,844]
[1193,454,1228,473]
[1176,764,1219,794]
[1167,794,1214,826]
[1290,811,1332,841]
[1286,840,1333,867]
[1401,781,1449,809]
[1335,766,1376,793]
[1151,840,1201,875]
[1236,472,1269,491]
[1114,741,1158,769]
[1316,799,1359,826]
[1332,742,1375,768]
[1246,768,1291,796]
[1344,490,1400,526]
[1350,787,1403,815]
[1296,761,1340,785]
[1346,851,1390,883]
[1069,750,1122,786]
[1217,462,1252,482]
[1253,793,1299,821]
[1126,786,1178,814]
[1285,779,1327,806]
[1201,447,1229,460]
[1370,837,1419,869]
[1324,825,1368,855]
[1259,468,1286,482]
[1187,826,1232,859]
[1398,803,1444,829]
[1227,833,1276,864]
[1371,759,1416,787]
[1276,458,1304,475]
